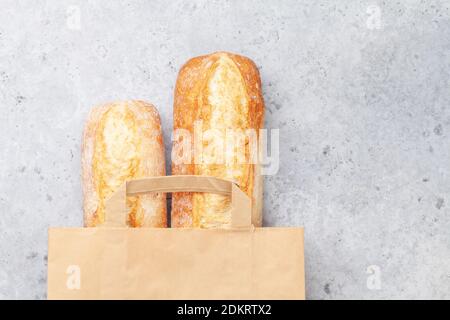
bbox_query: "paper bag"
[47,176,305,299]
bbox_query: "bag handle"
[102,175,252,229]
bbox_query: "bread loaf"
[82,100,166,227]
[171,52,264,228]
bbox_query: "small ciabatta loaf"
[82,100,166,227]
[172,52,264,228]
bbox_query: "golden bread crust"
[82,100,166,227]
[172,52,264,228]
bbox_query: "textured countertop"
[0,0,449,299]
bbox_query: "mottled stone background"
[0,0,449,299]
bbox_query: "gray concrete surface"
[0,0,449,299]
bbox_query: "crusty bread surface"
[172,52,264,228]
[82,100,166,227]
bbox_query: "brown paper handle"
[103,175,252,229]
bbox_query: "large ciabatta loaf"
[172,52,264,228]
[82,100,166,227]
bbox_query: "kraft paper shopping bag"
[48,176,305,299]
